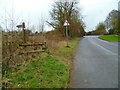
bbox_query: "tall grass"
[2,30,65,72]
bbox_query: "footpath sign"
[63,19,70,47]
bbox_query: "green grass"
[98,35,120,42]
[3,37,83,88]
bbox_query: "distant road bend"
[71,36,118,88]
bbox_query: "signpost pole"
[66,26,69,47]
[63,19,70,47]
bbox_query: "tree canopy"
[104,10,120,35]
[47,0,85,37]
[96,23,105,31]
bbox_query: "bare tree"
[38,15,45,33]
[1,0,21,32]
[47,0,85,37]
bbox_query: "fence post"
[22,22,26,43]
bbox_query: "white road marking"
[90,38,118,56]
[96,38,118,47]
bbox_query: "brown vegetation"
[2,30,67,75]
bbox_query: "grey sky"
[0,0,119,32]
[80,0,119,32]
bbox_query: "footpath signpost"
[16,22,26,43]
[63,19,70,47]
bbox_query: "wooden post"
[16,22,26,43]
[22,22,26,43]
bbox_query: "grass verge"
[98,35,120,42]
[3,37,83,88]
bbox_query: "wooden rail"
[18,41,47,54]
[19,43,44,46]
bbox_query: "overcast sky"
[0,0,119,32]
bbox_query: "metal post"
[66,26,69,47]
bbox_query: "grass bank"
[3,37,83,88]
[98,35,120,42]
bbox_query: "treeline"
[108,18,120,35]
[86,9,120,35]
[47,1,85,37]
[86,23,106,35]
[105,10,120,35]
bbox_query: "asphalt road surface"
[71,36,118,88]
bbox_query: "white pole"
[66,26,69,47]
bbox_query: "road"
[70,36,118,88]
